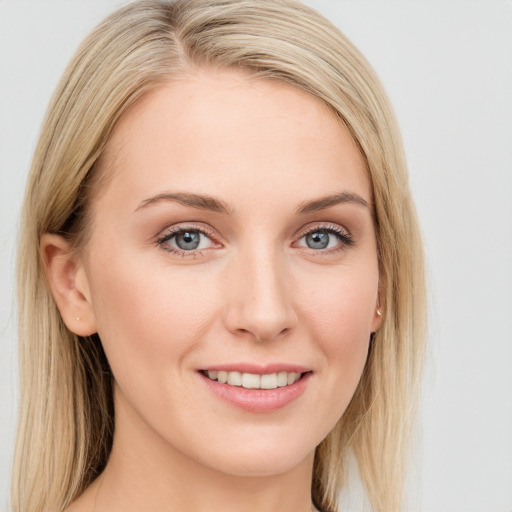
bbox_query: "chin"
[184,428,319,478]
[205,449,313,478]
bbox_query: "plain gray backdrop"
[1,1,511,510]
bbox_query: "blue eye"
[158,228,215,253]
[305,230,331,249]
[175,230,202,250]
[297,226,353,251]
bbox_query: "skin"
[43,68,382,512]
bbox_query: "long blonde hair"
[14,1,426,511]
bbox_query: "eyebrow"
[135,192,232,214]
[296,191,370,214]
[135,190,370,216]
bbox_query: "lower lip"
[200,372,311,413]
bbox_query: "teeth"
[227,371,242,386]
[277,371,288,387]
[260,373,277,389]
[242,373,261,388]
[206,370,302,389]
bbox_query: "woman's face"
[79,69,381,477]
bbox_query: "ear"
[40,233,97,336]
[371,307,383,333]
[370,287,384,333]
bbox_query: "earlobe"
[371,287,384,333]
[40,233,97,336]
[371,307,383,333]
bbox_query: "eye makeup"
[156,223,221,257]
[295,223,354,254]
[155,220,354,260]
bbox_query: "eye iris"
[306,230,330,249]
[176,231,200,250]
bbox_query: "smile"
[203,370,303,389]
[199,364,312,412]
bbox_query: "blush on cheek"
[306,287,374,382]
[90,262,219,361]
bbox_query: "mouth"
[200,370,307,390]
[199,366,312,412]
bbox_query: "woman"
[13,1,426,511]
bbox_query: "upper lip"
[200,363,311,374]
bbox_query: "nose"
[223,246,297,342]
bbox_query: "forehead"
[95,68,371,212]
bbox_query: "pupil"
[306,231,329,249]
[176,231,200,250]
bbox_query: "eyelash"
[156,224,218,257]
[155,223,354,257]
[297,224,354,254]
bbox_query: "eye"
[296,225,353,252]
[304,230,333,250]
[173,230,206,250]
[157,226,217,254]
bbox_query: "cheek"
[299,263,377,387]
[301,261,378,337]
[86,257,219,384]
[304,276,375,432]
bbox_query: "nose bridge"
[224,239,297,341]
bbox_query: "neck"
[96,444,315,512]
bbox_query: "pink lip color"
[201,363,310,374]
[200,371,312,413]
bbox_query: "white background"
[1,1,511,510]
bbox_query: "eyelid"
[156,222,222,256]
[156,222,216,240]
[299,222,350,237]
[154,221,353,258]
[293,222,354,252]
[296,222,352,240]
